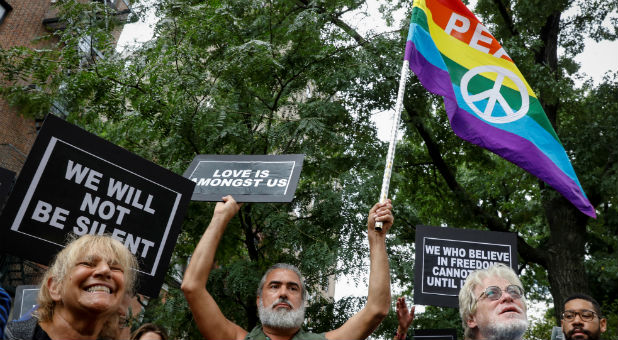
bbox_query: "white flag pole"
[375,59,409,231]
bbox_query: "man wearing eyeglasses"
[458,263,528,340]
[561,293,607,340]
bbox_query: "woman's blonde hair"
[458,263,526,339]
[36,234,138,322]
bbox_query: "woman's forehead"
[75,247,120,264]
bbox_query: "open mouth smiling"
[85,285,112,294]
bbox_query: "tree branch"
[402,99,546,265]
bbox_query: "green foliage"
[525,308,557,340]
[305,296,364,333]
[1,0,617,337]
[413,306,463,338]
[139,283,203,338]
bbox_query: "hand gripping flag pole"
[375,60,409,231]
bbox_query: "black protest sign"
[184,154,304,202]
[0,115,195,297]
[0,166,15,211]
[413,328,458,340]
[414,225,517,308]
[9,285,40,321]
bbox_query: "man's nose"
[278,287,289,299]
[498,290,515,302]
[571,314,585,324]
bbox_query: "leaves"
[2,0,617,338]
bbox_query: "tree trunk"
[542,193,590,323]
[404,99,593,324]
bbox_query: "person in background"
[130,323,168,340]
[561,293,607,340]
[1,286,12,339]
[458,263,528,340]
[182,195,394,340]
[394,297,415,340]
[3,235,138,340]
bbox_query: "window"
[78,34,104,63]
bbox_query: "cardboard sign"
[8,285,40,321]
[0,115,195,297]
[413,328,458,340]
[0,166,15,211]
[184,154,304,202]
[414,225,517,308]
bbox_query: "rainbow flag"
[404,0,596,218]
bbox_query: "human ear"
[47,277,62,302]
[466,315,478,330]
[600,317,607,333]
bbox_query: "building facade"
[0,0,131,296]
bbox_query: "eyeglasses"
[477,285,524,302]
[562,310,598,322]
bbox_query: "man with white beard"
[182,195,394,340]
[458,264,529,340]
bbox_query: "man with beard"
[561,294,607,340]
[458,264,528,340]
[182,195,393,340]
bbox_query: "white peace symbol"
[460,65,529,124]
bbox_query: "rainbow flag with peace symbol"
[404,0,596,217]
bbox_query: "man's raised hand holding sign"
[181,196,393,340]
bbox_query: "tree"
[1,0,616,338]
[1,0,393,337]
[377,0,617,337]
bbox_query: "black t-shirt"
[32,324,52,340]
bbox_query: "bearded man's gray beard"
[258,298,305,330]
[485,317,529,340]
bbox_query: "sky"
[117,0,617,310]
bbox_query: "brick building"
[0,0,132,296]
[0,0,49,173]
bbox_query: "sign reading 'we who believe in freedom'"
[0,115,195,297]
[414,225,517,308]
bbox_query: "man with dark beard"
[458,264,528,340]
[561,294,607,340]
[182,195,394,340]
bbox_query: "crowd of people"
[0,196,609,339]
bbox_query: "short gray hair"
[256,263,307,301]
[458,263,526,339]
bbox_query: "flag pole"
[375,59,409,231]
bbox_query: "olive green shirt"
[244,325,327,340]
